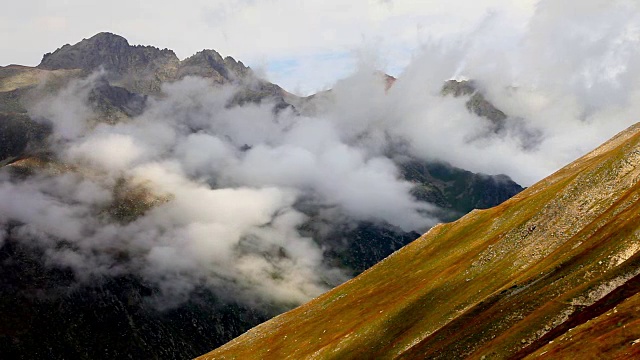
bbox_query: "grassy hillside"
[199,122,640,359]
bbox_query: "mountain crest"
[33,32,261,95]
[178,49,250,82]
[38,32,179,74]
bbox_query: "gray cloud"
[1,73,436,308]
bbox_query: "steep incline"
[200,122,640,359]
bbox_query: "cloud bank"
[1,0,639,310]
[1,72,436,308]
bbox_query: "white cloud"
[2,0,639,311]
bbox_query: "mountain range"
[0,33,524,358]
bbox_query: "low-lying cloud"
[1,0,639,310]
[1,73,435,308]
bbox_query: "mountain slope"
[199,122,640,359]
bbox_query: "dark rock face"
[174,49,291,112]
[442,80,507,130]
[178,50,249,82]
[88,78,148,120]
[227,80,294,114]
[400,160,524,221]
[466,92,507,128]
[441,80,545,150]
[34,32,286,105]
[441,79,476,97]
[38,33,180,95]
[322,222,420,274]
[38,32,179,75]
[0,113,49,165]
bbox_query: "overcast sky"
[1,0,536,94]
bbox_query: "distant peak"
[87,32,129,44]
[37,32,178,72]
[179,49,250,81]
[441,79,476,97]
[195,49,223,58]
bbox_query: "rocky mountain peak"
[37,32,179,74]
[34,33,260,95]
[442,79,507,129]
[441,79,476,97]
[178,49,250,82]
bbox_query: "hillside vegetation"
[200,122,640,359]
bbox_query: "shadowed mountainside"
[200,122,640,359]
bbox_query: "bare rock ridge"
[37,32,253,94]
[200,122,640,359]
[179,49,250,82]
[38,32,179,74]
[442,79,507,129]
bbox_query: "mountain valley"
[0,33,524,358]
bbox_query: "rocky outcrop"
[441,79,476,97]
[38,32,179,75]
[442,79,507,130]
[33,32,290,105]
[401,159,524,220]
[88,77,147,122]
[178,49,249,82]
[0,113,49,166]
